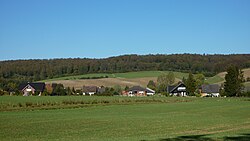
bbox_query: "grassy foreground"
[0,97,249,141]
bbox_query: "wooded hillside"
[1,54,250,90]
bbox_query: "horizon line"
[1,53,250,62]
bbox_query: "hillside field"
[0,97,249,141]
[42,71,188,88]
[42,68,250,88]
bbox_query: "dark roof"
[82,86,98,93]
[167,86,176,93]
[19,82,45,91]
[167,83,186,93]
[201,84,220,93]
[129,86,146,91]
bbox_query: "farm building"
[167,83,187,96]
[19,82,45,96]
[200,84,220,97]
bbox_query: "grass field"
[41,68,250,88]
[204,75,224,84]
[0,96,250,141]
[42,71,189,88]
[43,71,189,81]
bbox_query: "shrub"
[161,92,170,97]
[195,93,201,97]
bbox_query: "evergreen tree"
[224,65,244,97]
[124,86,129,91]
[53,84,66,96]
[147,80,156,90]
[185,72,196,95]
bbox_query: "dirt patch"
[218,68,250,79]
[45,77,156,88]
[45,77,183,88]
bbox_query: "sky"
[0,0,250,60]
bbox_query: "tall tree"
[195,73,205,88]
[147,80,156,90]
[156,72,175,92]
[167,72,175,85]
[157,74,169,92]
[185,72,196,95]
[224,65,244,97]
[124,85,129,91]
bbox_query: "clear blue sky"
[0,0,250,60]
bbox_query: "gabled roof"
[167,83,186,93]
[167,86,176,93]
[146,88,155,93]
[82,86,98,93]
[129,86,146,91]
[201,84,220,93]
[19,82,45,91]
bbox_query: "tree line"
[0,54,250,91]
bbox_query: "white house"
[167,83,187,96]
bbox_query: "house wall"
[147,92,154,96]
[170,91,186,97]
[128,90,146,96]
[201,93,220,97]
[23,87,35,96]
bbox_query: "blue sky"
[0,0,250,60]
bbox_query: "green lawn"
[0,97,249,141]
[114,71,189,79]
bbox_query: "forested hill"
[1,54,250,83]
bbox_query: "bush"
[240,91,250,97]
[161,92,170,97]
[195,93,201,97]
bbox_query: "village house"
[19,82,45,96]
[146,87,155,96]
[124,86,155,96]
[82,86,106,96]
[200,84,220,97]
[82,86,98,96]
[167,83,187,96]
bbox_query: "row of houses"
[18,82,220,97]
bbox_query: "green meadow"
[42,71,190,81]
[0,97,249,141]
